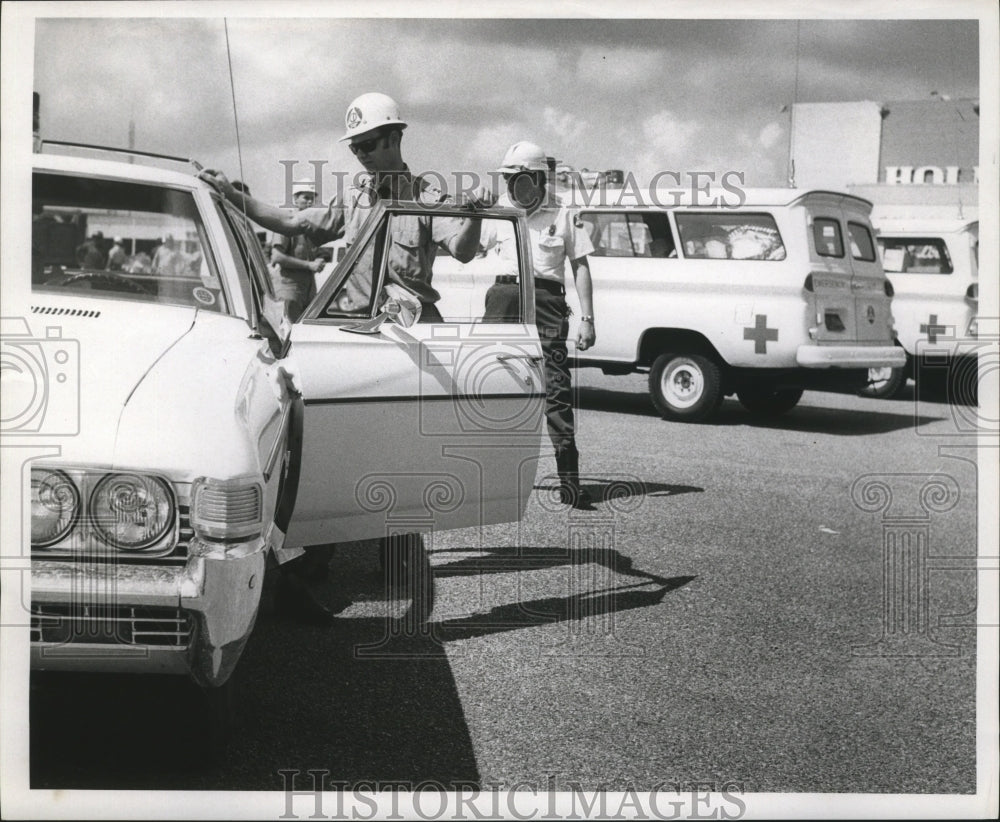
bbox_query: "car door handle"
[496,353,543,365]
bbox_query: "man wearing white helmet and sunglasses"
[199,93,493,624]
[201,92,493,323]
[481,141,597,508]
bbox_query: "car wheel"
[649,353,723,422]
[860,366,908,399]
[379,533,434,624]
[736,386,804,415]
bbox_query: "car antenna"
[224,19,251,227]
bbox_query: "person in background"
[269,182,326,320]
[106,236,127,271]
[482,141,597,508]
[76,231,106,269]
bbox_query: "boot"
[555,446,593,509]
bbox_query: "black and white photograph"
[1,0,997,818]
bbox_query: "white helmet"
[497,141,549,173]
[340,93,407,142]
[292,182,316,196]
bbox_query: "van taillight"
[824,311,846,332]
[803,274,814,292]
[884,278,894,298]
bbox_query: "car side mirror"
[341,285,422,335]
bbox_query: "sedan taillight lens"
[31,469,80,547]
[90,473,174,550]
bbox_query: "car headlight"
[31,469,80,547]
[89,473,174,550]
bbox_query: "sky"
[28,5,982,206]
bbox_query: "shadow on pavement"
[31,606,479,790]
[31,535,687,791]
[576,386,941,434]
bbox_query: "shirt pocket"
[534,233,566,271]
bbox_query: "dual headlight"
[31,468,174,551]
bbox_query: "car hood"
[2,298,197,464]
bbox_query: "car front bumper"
[30,537,266,687]
[796,345,907,369]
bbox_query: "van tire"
[649,353,723,422]
[736,386,804,415]
[860,366,908,399]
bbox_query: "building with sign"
[790,97,979,222]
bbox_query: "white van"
[864,218,979,398]
[560,188,905,421]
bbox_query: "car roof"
[874,218,979,235]
[557,186,873,211]
[33,150,205,190]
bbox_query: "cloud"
[758,121,784,149]
[542,107,588,147]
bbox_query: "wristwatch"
[579,315,594,323]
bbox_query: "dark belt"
[494,275,564,296]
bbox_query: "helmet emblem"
[346,106,363,129]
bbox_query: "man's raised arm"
[199,169,303,235]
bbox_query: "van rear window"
[877,237,954,274]
[847,222,876,262]
[813,218,844,257]
[674,213,785,260]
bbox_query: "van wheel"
[649,354,723,422]
[860,366,908,399]
[736,386,804,415]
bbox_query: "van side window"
[847,222,876,262]
[876,238,954,274]
[675,213,786,261]
[813,218,844,257]
[579,212,676,258]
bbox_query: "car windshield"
[32,171,227,312]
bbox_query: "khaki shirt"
[294,169,462,303]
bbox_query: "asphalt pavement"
[30,373,980,795]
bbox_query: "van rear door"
[841,201,894,344]
[804,195,857,345]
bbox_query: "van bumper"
[796,345,906,369]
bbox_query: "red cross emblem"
[744,314,779,354]
[920,314,949,344]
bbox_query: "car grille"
[31,603,193,647]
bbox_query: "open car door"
[281,202,546,547]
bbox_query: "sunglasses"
[349,135,382,156]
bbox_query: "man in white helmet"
[201,92,493,323]
[481,141,597,508]
[199,93,493,623]
[269,182,325,321]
